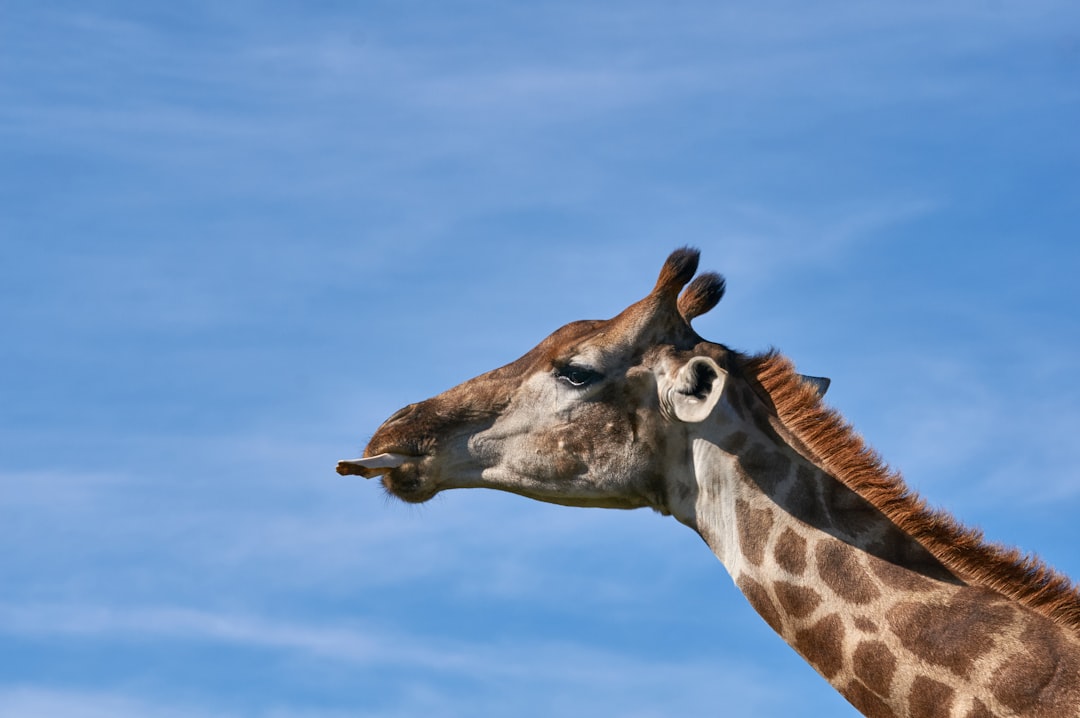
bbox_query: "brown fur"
[852,640,897,697]
[793,613,846,679]
[773,527,809,576]
[908,676,955,717]
[678,272,726,320]
[740,350,1080,632]
[653,247,701,299]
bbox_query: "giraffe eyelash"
[554,364,604,388]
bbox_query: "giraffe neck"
[666,414,1080,717]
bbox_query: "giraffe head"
[338,248,811,514]
[340,249,1080,717]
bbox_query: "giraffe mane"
[740,349,1080,632]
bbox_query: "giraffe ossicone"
[338,248,1080,717]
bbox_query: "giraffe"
[338,248,1080,717]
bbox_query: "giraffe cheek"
[552,451,589,480]
[509,432,590,482]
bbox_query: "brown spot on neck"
[735,498,774,567]
[852,640,896,699]
[854,616,878,633]
[773,527,808,576]
[887,591,1014,679]
[792,613,845,679]
[774,581,823,619]
[843,680,898,718]
[739,575,783,634]
[816,541,881,605]
[908,676,954,717]
[991,614,1080,714]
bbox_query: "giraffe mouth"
[336,452,439,503]
[336,453,414,478]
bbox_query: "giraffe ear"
[666,356,727,423]
[800,374,831,397]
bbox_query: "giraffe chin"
[380,468,439,503]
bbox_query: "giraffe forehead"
[547,326,686,372]
[540,300,704,370]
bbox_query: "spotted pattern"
[991,614,1080,714]
[735,498,774,567]
[887,595,1013,679]
[852,640,895,698]
[793,613,845,679]
[908,676,954,717]
[843,679,897,718]
[727,442,1080,718]
[739,576,783,634]
[727,450,1080,718]
[816,541,880,605]
[854,617,879,633]
[773,527,808,576]
[869,554,937,593]
[774,581,823,619]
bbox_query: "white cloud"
[2,4,1076,718]
[0,688,229,718]
[0,601,820,717]
[0,603,391,666]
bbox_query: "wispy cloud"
[0,603,392,667]
[0,601,802,716]
[1,2,1077,717]
[0,688,229,718]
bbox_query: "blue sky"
[2,1,1079,716]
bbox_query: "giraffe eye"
[555,365,603,388]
